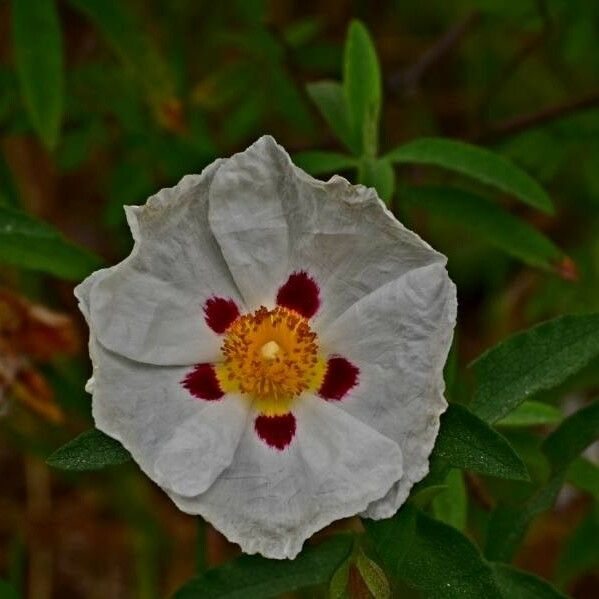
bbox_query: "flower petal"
[320,262,457,519]
[89,337,250,497]
[79,161,245,365]
[208,136,442,323]
[167,395,403,559]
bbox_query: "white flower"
[76,136,457,559]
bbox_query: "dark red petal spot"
[276,271,320,319]
[204,297,240,334]
[182,363,224,400]
[255,413,296,450]
[319,357,359,401]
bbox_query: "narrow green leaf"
[0,205,103,280]
[567,457,599,501]
[329,558,350,599]
[11,0,63,149]
[404,186,564,273]
[292,151,357,176]
[555,506,599,587]
[47,429,131,471]
[358,158,395,203]
[485,472,565,561]
[306,81,357,153]
[387,138,553,213]
[542,399,599,473]
[492,563,567,599]
[432,469,467,531]
[355,548,390,599]
[173,535,353,599]
[411,484,448,508]
[432,404,529,481]
[364,503,417,578]
[399,510,502,598]
[343,20,381,155]
[471,314,599,423]
[496,401,563,428]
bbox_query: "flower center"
[216,306,325,415]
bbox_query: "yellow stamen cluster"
[216,306,325,416]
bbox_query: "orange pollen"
[218,306,321,403]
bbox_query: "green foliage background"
[1,1,598,597]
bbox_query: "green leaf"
[431,404,529,481]
[399,510,502,598]
[364,504,417,578]
[0,205,103,280]
[358,158,395,203]
[11,0,64,149]
[67,0,176,128]
[173,535,353,599]
[387,138,553,214]
[567,457,599,501]
[343,20,381,156]
[485,473,565,562]
[542,399,599,473]
[329,558,350,599]
[292,151,357,176]
[471,314,599,423]
[403,186,564,273]
[306,81,357,153]
[496,401,563,428]
[432,469,467,531]
[492,563,567,598]
[47,429,131,471]
[411,484,448,508]
[355,548,390,599]
[0,579,19,599]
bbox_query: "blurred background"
[1,1,598,597]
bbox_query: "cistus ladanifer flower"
[75,136,457,559]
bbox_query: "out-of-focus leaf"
[343,20,381,155]
[471,314,599,422]
[306,81,357,153]
[11,0,63,149]
[404,186,565,274]
[555,506,599,587]
[364,504,417,578]
[0,205,103,280]
[358,158,395,203]
[355,548,390,599]
[542,399,599,472]
[485,470,565,562]
[292,151,356,176]
[492,563,567,598]
[270,64,314,135]
[411,484,448,508]
[432,404,529,481]
[387,138,553,213]
[283,17,322,48]
[173,535,353,599]
[329,557,350,599]
[567,457,599,501]
[0,579,19,599]
[400,509,502,598]
[432,469,467,531]
[496,401,563,428]
[67,0,178,130]
[47,429,131,471]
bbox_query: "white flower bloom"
[76,136,457,559]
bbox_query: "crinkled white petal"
[168,395,403,559]
[78,160,245,365]
[89,337,250,497]
[321,262,457,518]
[208,136,443,325]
